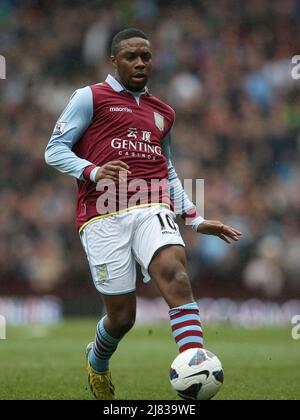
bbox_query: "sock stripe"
[173,325,202,337]
[96,330,117,348]
[93,349,112,360]
[180,342,203,352]
[176,335,204,349]
[93,345,113,360]
[171,319,202,331]
[95,336,116,353]
[170,314,201,326]
[174,330,203,343]
[93,346,111,360]
[96,331,114,348]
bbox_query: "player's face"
[111,38,153,92]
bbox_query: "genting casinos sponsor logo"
[291,55,300,80]
[111,128,162,160]
[111,137,162,159]
[0,55,6,79]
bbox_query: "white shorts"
[79,206,185,295]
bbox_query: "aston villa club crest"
[154,112,164,131]
[95,264,109,285]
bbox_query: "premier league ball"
[170,348,224,400]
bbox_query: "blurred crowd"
[1,0,300,299]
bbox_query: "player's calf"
[105,311,136,338]
[88,310,135,374]
[149,246,203,353]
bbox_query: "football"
[170,348,224,400]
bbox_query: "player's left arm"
[162,134,241,243]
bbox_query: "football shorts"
[79,205,185,295]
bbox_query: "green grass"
[0,319,299,400]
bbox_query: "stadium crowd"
[1,0,300,299]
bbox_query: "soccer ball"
[170,348,224,400]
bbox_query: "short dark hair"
[111,28,149,56]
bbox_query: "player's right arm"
[45,87,95,180]
[45,87,130,182]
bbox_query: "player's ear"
[111,56,117,69]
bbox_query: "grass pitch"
[0,319,299,400]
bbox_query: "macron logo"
[110,107,133,113]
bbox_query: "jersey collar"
[105,74,149,96]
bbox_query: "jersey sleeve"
[45,86,95,180]
[162,133,205,230]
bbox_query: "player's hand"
[95,160,131,182]
[197,220,242,244]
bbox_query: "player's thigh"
[80,217,136,296]
[149,243,187,277]
[132,207,186,284]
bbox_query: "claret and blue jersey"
[45,74,201,230]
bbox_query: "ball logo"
[291,56,300,80]
[291,315,300,340]
[0,55,6,79]
[184,369,210,379]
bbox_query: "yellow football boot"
[86,342,115,400]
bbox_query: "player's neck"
[114,74,146,94]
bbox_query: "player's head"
[111,28,152,92]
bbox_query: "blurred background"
[1,0,300,323]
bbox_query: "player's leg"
[149,244,203,353]
[80,215,137,399]
[88,292,136,374]
[85,291,136,400]
[133,207,203,353]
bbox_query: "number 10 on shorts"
[157,213,178,233]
